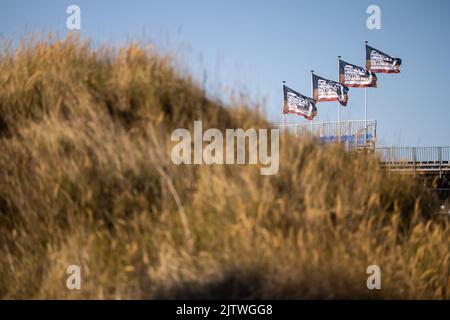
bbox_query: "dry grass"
[0,35,448,299]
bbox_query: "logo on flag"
[312,74,349,106]
[366,44,401,73]
[339,59,377,88]
[283,85,317,120]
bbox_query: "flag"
[283,85,317,120]
[339,59,377,88]
[366,44,401,73]
[312,74,349,106]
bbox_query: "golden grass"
[0,35,448,299]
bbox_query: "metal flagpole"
[364,41,368,147]
[364,87,367,146]
[282,81,286,129]
[337,56,341,144]
[310,70,314,136]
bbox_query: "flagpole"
[310,70,314,136]
[364,41,368,147]
[282,81,286,129]
[337,56,341,144]
[364,87,367,145]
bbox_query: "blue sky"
[1,0,449,146]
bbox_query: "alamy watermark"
[366,264,381,290]
[66,5,81,30]
[171,121,279,175]
[367,5,381,30]
[66,265,81,290]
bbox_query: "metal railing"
[275,119,377,149]
[275,120,449,176]
[375,147,450,175]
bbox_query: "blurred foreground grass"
[0,35,448,299]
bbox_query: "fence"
[275,119,377,149]
[375,146,450,175]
